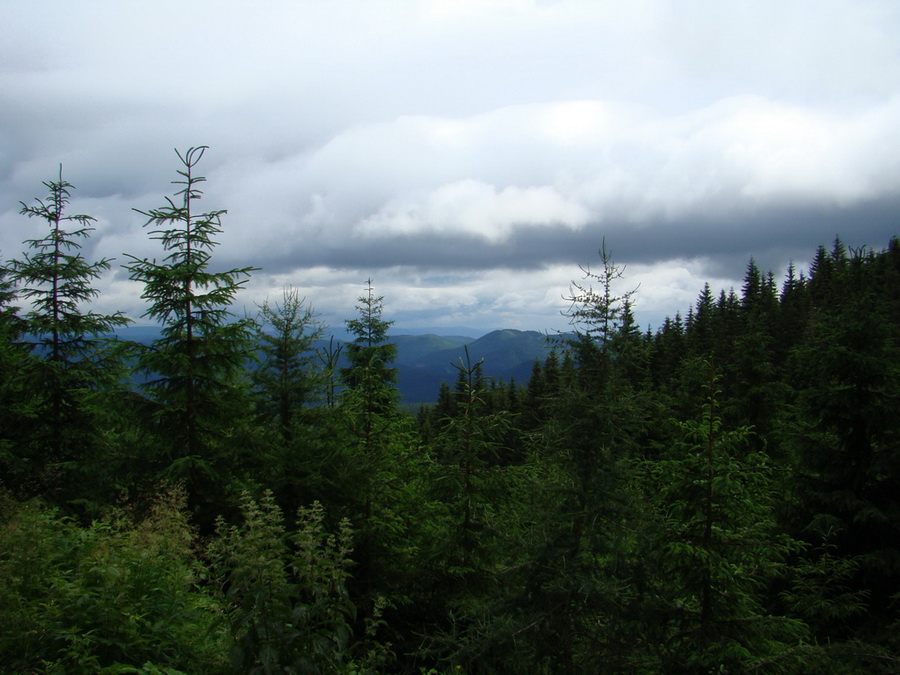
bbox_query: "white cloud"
[275,95,900,246]
[356,180,590,241]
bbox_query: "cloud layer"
[2,0,898,334]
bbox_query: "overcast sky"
[2,0,898,335]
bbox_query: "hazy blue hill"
[463,329,552,373]
[110,326,553,405]
[395,329,554,404]
[110,325,163,344]
[391,334,471,361]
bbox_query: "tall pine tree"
[4,167,129,501]
[124,147,257,506]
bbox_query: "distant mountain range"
[391,329,556,404]
[114,327,557,405]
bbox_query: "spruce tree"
[726,260,782,437]
[3,167,130,500]
[253,287,325,442]
[527,243,643,672]
[341,278,398,416]
[637,367,808,671]
[775,261,808,363]
[413,349,538,672]
[338,279,403,596]
[648,313,684,395]
[435,348,508,574]
[686,282,716,358]
[124,146,257,499]
[250,288,332,518]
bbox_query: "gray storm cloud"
[2,0,899,333]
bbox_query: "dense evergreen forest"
[1,148,898,673]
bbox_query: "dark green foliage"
[0,262,29,486]
[513,244,649,673]
[784,241,900,646]
[333,280,443,631]
[637,370,808,672]
[639,237,900,669]
[209,490,390,673]
[0,488,226,673]
[431,348,512,576]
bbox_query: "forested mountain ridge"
[1,152,898,673]
[393,329,553,403]
[113,327,551,404]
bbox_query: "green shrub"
[0,488,226,673]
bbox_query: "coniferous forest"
[1,148,898,673]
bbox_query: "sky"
[2,0,899,336]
